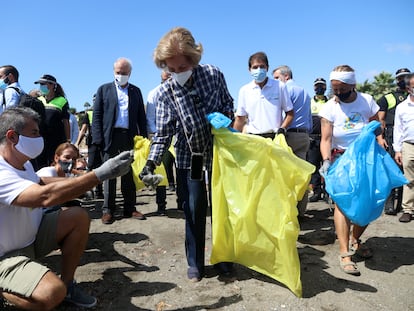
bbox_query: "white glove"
[319,159,331,177]
[94,150,134,182]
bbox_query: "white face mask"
[114,74,129,86]
[15,135,44,159]
[172,69,193,87]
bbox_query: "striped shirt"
[149,64,234,170]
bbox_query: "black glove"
[139,160,156,180]
[276,127,286,136]
[139,160,163,190]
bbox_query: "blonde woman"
[319,65,385,275]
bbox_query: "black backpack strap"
[7,86,22,95]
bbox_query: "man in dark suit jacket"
[92,57,148,224]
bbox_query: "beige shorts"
[0,210,60,297]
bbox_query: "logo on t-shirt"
[343,112,362,130]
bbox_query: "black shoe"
[156,209,167,216]
[384,207,398,215]
[399,212,412,223]
[384,197,397,215]
[309,192,322,202]
[214,262,233,277]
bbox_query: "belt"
[287,128,308,133]
[113,128,129,133]
[309,133,321,138]
[253,132,275,140]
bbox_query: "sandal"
[350,239,373,259]
[339,252,360,275]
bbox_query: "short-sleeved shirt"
[393,96,414,152]
[236,78,293,134]
[377,89,408,127]
[318,92,379,150]
[0,157,43,257]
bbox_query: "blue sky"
[3,0,413,112]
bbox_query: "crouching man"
[0,107,133,310]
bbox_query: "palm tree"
[84,101,91,110]
[356,71,395,101]
[372,72,394,101]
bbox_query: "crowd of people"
[0,25,413,309]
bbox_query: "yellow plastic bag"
[210,128,314,297]
[131,136,168,190]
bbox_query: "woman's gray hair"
[0,107,40,145]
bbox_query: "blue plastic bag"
[325,121,408,226]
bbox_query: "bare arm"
[233,115,246,132]
[369,113,386,148]
[320,118,333,161]
[280,110,294,129]
[395,151,403,166]
[377,111,386,129]
[75,123,88,146]
[13,172,100,208]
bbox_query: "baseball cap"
[395,68,410,78]
[313,77,326,86]
[34,74,57,84]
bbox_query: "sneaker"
[65,280,97,308]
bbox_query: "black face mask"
[336,90,352,101]
[58,160,74,174]
[397,80,406,90]
[315,87,325,95]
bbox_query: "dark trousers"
[103,129,136,215]
[88,143,103,195]
[307,137,323,193]
[385,126,403,210]
[162,150,176,186]
[156,186,166,210]
[176,168,208,275]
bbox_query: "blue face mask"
[251,68,267,83]
[0,78,7,90]
[39,84,49,95]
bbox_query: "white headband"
[329,71,356,85]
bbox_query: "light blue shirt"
[114,82,129,129]
[285,80,312,132]
[146,84,161,134]
[0,82,24,114]
[69,112,79,144]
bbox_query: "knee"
[68,206,91,229]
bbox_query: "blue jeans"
[176,168,208,276]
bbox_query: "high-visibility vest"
[311,96,328,115]
[87,110,93,124]
[39,96,67,111]
[385,93,397,110]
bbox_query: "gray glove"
[94,150,134,182]
[319,159,331,177]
